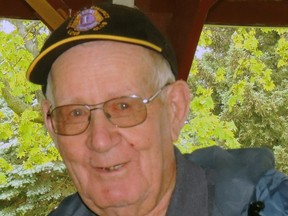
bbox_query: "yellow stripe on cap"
[26,35,162,80]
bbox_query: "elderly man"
[27,3,287,216]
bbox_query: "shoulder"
[185,145,274,171]
[185,146,275,185]
[184,146,287,216]
[253,169,288,216]
[48,193,96,216]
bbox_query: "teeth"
[104,164,123,171]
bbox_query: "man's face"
[43,42,178,214]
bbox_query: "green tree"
[0,19,74,215]
[180,26,288,174]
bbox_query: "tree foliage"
[0,19,287,215]
[0,19,74,215]
[177,26,288,174]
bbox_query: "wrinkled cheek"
[64,158,88,187]
[56,143,90,192]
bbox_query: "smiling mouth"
[100,163,125,172]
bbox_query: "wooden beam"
[25,0,65,30]
[168,0,218,80]
[135,0,216,81]
[207,0,288,27]
[0,0,37,20]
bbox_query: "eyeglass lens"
[50,96,147,135]
[48,83,169,136]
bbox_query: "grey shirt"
[166,148,213,216]
[49,148,213,216]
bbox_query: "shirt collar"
[166,148,212,216]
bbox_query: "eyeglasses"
[47,84,169,136]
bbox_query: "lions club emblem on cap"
[67,6,109,36]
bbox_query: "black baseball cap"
[26,3,178,87]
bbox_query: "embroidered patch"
[67,6,110,36]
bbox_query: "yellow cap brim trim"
[26,35,162,81]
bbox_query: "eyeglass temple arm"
[143,82,171,104]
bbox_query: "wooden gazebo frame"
[1,0,288,80]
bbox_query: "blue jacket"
[187,146,288,216]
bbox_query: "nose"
[85,109,120,153]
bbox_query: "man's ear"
[166,80,191,141]
[41,99,57,143]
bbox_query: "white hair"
[45,72,54,103]
[147,50,175,91]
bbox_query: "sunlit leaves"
[276,37,288,68]
[0,158,13,184]
[0,19,71,215]
[0,123,13,141]
[176,86,240,153]
[198,29,213,47]
[232,28,262,56]
[17,109,59,168]
[227,80,247,110]
[215,67,226,82]
[230,28,276,93]
[185,26,288,175]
